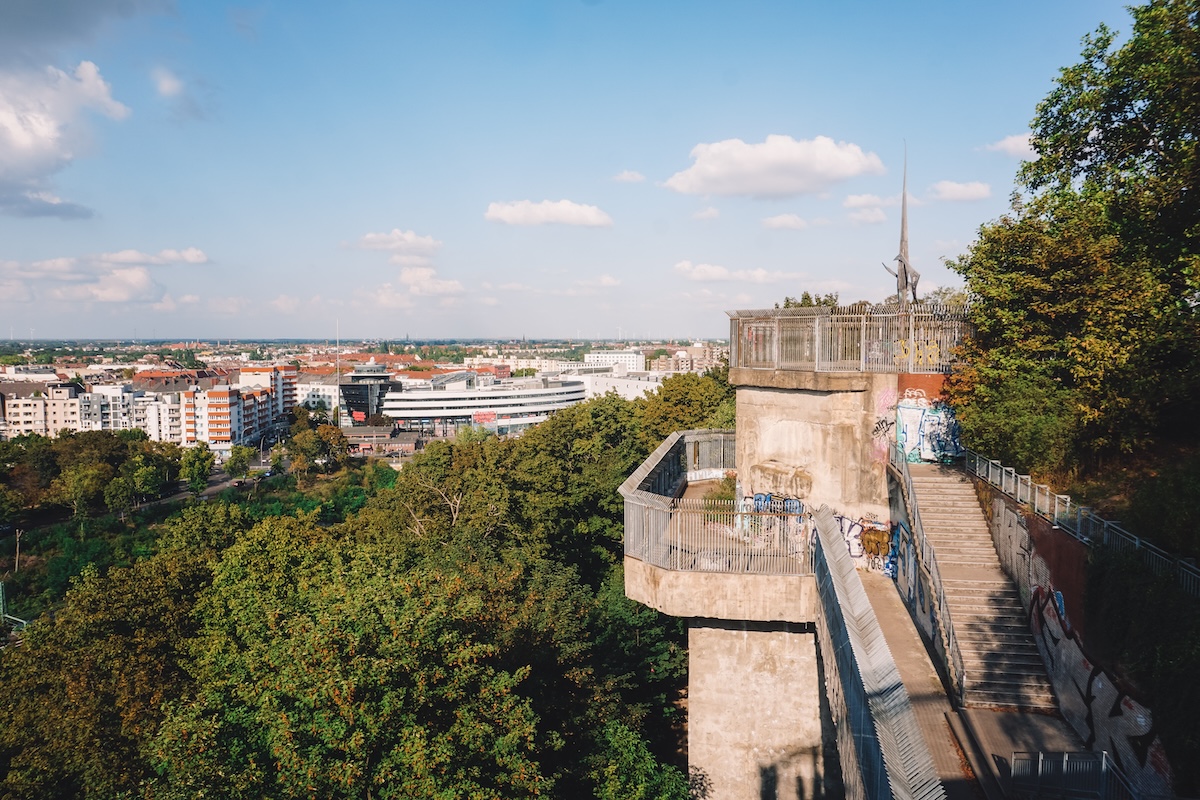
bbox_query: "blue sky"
[0,0,1132,340]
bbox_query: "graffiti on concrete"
[835,515,895,573]
[872,388,900,462]
[752,492,804,515]
[988,497,1175,795]
[896,388,963,463]
[892,520,936,640]
[1029,578,1174,794]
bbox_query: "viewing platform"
[727,305,970,390]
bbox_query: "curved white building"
[380,375,585,435]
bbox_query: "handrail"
[727,305,970,375]
[887,442,968,706]
[963,450,1200,599]
[1010,751,1140,800]
[812,505,946,800]
[620,430,811,576]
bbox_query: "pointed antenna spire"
[898,145,909,283]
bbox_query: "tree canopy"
[948,0,1200,475]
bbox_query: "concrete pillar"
[687,620,835,800]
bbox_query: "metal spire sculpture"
[883,150,920,308]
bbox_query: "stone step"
[952,600,1027,615]
[964,686,1058,711]
[956,630,1040,647]
[962,653,1046,672]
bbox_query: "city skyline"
[1,0,1130,339]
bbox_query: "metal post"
[14,529,20,573]
[813,315,821,372]
[860,314,867,371]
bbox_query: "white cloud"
[151,66,182,97]
[985,133,1034,159]
[664,134,885,198]
[0,60,129,218]
[485,199,613,227]
[612,169,645,183]
[762,213,808,230]
[152,294,177,312]
[849,207,887,224]
[398,266,463,296]
[48,266,157,303]
[354,229,442,265]
[98,247,208,265]
[673,260,800,284]
[844,193,887,209]
[577,273,621,288]
[693,206,720,220]
[208,295,250,315]
[929,180,991,201]
[270,294,301,313]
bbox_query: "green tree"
[949,0,1200,473]
[0,554,208,799]
[775,291,839,308]
[103,476,134,520]
[49,463,111,519]
[179,443,216,496]
[316,424,350,469]
[225,445,254,479]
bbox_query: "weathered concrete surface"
[624,556,817,623]
[733,372,896,522]
[688,622,832,800]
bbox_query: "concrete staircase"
[907,464,1058,712]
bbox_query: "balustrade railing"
[811,506,946,800]
[619,429,810,575]
[1010,751,1140,800]
[964,450,1200,599]
[728,304,970,375]
[888,441,968,705]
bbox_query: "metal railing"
[728,304,970,374]
[965,450,1200,599]
[888,442,968,705]
[1,582,28,631]
[1010,751,1139,800]
[619,430,810,575]
[812,506,946,800]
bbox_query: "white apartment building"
[584,350,647,372]
[78,384,140,432]
[1,384,82,438]
[238,364,298,420]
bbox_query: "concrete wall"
[624,556,817,623]
[975,481,1175,795]
[688,621,834,800]
[732,369,896,523]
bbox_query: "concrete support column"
[687,620,834,800]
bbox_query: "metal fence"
[1,582,28,631]
[887,442,968,705]
[1010,752,1140,800]
[619,429,810,575]
[811,506,946,800]
[728,305,970,374]
[964,450,1200,599]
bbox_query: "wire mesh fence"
[729,305,970,375]
[964,450,1200,599]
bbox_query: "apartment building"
[239,364,298,420]
[1,384,83,438]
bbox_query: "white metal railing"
[888,441,968,705]
[964,450,1200,599]
[1010,751,1140,800]
[812,506,946,800]
[619,430,811,575]
[728,304,970,375]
